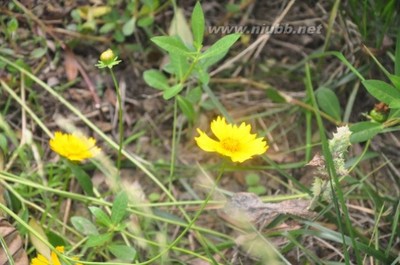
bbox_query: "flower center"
[221,138,240,152]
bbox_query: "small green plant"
[349,32,400,143]
[71,192,136,262]
[245,173,266,195]
[143,1,241,123]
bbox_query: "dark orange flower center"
[221,138,240,152]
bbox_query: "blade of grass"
[305,63,361,265]
[385,200,400,257]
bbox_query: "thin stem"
[109,68,123,173]
[139,163,227,265]
[168,98,178,191]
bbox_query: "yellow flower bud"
[100,49,116,64]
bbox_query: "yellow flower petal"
[195,116,268,163]
[31,246,82,265]
[49,131,100,161]
[31,254,50,265]
[195,129,219,152]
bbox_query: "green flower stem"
[109,68,123,173]
[139,164,227,265]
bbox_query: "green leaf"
[71,216,99,236]
[388,74,400,91]
[7,18,18,33]
[143,69,169,90]
[31,48,47,59]
[191,1,205,48]
[248,186,266,195]
[111,191,128,224]
[350,121,384,143]
[177,95,195,123]
[151,36,191,56]
[200,50,229,69]
[108,244,137,262]
[245,173,260,186]
[195,66,210,84]
[47,231,66,247]
[114,30,125,42]
[316,87,341,121]
[122,17,136,36]
[389,108,400,119]
[169,54,189,81]
[0,134,8,153]
[86,233,113,248]
[265,88,286,103]
[200,33,240,60]
[68,162,94,196]
[186,86,202,104]
[163,83,183,100]
[99,22,116,34]
[137,16,154,28]
[89,206,112,227]
[362,80,400,108]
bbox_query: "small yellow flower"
[49,131,100,161]
[31,246,82,265]
[195,116,268,163]
[96,48,121,69]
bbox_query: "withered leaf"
[0,218,29,265]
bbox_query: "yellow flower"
[31,246,82,265]
[96,48,121,69]
[49,131,100,161]
[195,116,268,162]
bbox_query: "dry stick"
[210,0,296,77]
[252,0,296,59]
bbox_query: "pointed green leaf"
[143,69,169,90]
[122,17,136,36]
[265,88,286,103]
[350,121,384,143]
[163,83,184,100]
[108,244,137,262]
[89,206,112,227]
[169,54,189,81]
[186,86,202,104]
[68,162,94,196]
[177,95,195,123]
[316,87,341,121]
[362,80,400,108]
[389,74,400,91]
[86,233,112,248]
[191,2,205,48]
[71,216,99,236]
[151,36,191,56]
[111,191,128,224]
[200,33,240,60]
